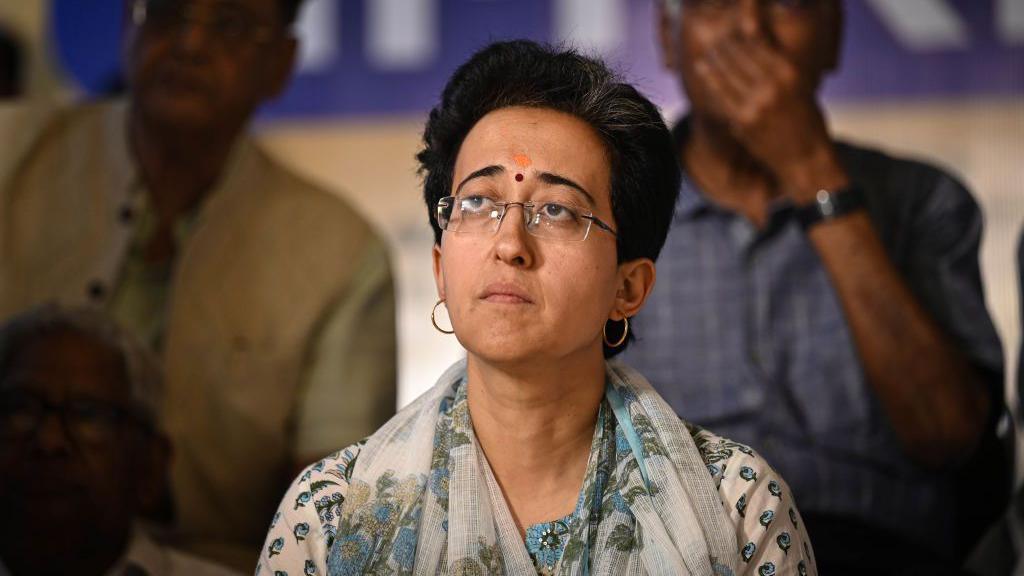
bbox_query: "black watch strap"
[795,184,866,230]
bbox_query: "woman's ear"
[432,243,446,301]
[612,258,656,320]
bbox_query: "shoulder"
[245,140,379,240]
[835,140,965,189]
[232,141,391,275]
[835,140,977,215]
[24,99,125,158]
[258,440,368,570]
[687,423,757,484]
[0,99,64,177]
[686,424,819,574]
[1,99,122,189]
[835,141,984,266]
[292,440,368,525]
[211,139,392,292]
[686,423,778,505]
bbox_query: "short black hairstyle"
[417,40,681,357]
[277,0,306,26]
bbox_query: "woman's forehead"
[454,108,610,193]
[460,107,601,153]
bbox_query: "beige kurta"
[0,100,398,565]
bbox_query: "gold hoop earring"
[603,316,629,348]
[431,299,455,334]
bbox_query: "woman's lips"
[483,293,530,304]
[480,283,533,304]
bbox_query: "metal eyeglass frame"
[436,195,617,242]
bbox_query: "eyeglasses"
[436,195,617,242]
[132,0,279,46]
[0,390,148,447]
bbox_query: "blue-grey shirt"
[623,135,1004,552]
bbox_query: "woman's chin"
[465,341,540,366]
[462,332,552,366]
[463,335,595,369]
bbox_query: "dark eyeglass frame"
[132,0,282,46]
[0,389,153,446]
[679,0,819,12]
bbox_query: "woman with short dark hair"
[259,40,815,576]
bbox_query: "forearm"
[807,211,989,468]
[691,28,993,468]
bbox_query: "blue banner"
[52,0,1024,119]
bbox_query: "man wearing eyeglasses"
[0,0,397,568]
[622,0,1008,572]
[0,306,240,576]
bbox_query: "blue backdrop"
[53,0,1024,119]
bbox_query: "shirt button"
[119,204,135,224]
[87,280,107,302]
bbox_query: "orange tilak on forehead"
[512,154,531,182]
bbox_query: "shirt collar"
[675,171,711,221]
[671,115,713,221]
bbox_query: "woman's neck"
[466,349,606,536]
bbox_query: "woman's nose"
[492,204,535,268]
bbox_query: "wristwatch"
[794,184,866,230]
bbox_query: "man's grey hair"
[0,304,163,428]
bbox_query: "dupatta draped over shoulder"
[258,360,818,576]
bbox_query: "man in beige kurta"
[0,0,396,567]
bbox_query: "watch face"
[798,186,865,230]
[815,190,836,218]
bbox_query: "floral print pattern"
[257,361,817,575]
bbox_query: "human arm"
[698,34,994,469]
[291,236,397,474]
[801,196,992,469]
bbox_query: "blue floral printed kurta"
[257,364,816,575]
